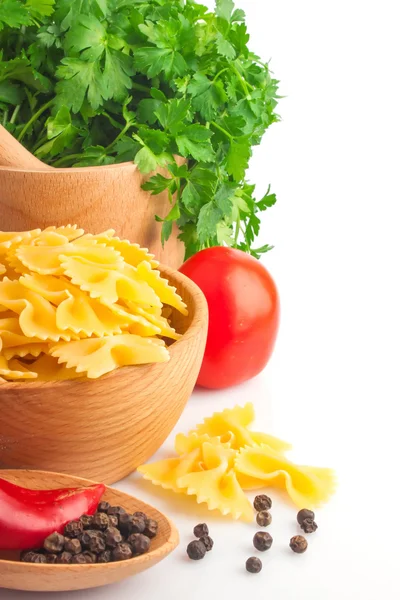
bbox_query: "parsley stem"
[105,122,134,153]
[213,67,229,83]
[233,62,254,96]
[131,82,151,94]
[10,105,21,124]
[18,99,53,143]
[210,121,233,140]
[2,109,8,127]
[234,218,241,245]
[51,154,84,167]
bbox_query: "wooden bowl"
[0,163,185,268]
[0,470,179,592]
[0,266,208,483]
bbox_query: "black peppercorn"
[289,535,308,554]
[128,533,151,556]
[186,540,207,560]
[199,535,213,551]
[64,538,82,555]
[72,553,93,564]
[87,534,106,554]
[246,557,262,573]
[56,551,73,564]
[256,510,272,527]
[119,512,145,535]
[143,518,158,539]
[193,523,209,538]
[107,506,127,518]
[83,551,97,563]
[45,554,58,564]
[112,543,133,562]
[133,511,148,521]
[97,550,112,563]
[108,515,118,528]
[297,509,315,525]
[80,514,94,529]
[300,518,318,534]
[80,530,104,549]
[97,501,111,513]
[105,526,123,549]
[21,551,46,564]
[43,532,65,553]
[64,520,83,539]
[92,512,110,531]
[253,531,273,552]
[253,495,272,512]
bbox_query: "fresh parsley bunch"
[0,0,280,259]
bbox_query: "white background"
[3,0,400,598]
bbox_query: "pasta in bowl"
[0,227,208,483]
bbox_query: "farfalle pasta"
[0,226,186,381]
[139,403,335,519]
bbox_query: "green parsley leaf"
[197,201,223,244]
[187,73,227,121]
[216,0,234,22]
[226,139,251,181]
[134,47,187,78]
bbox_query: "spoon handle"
[0,124,51,170]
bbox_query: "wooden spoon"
[0,124,52,169]
[0,470,179,592]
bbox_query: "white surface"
[3,0,399,598]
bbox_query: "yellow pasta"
[193,403,292,452]
[50,334,169,378]
[0,226,185,381]
[235,445,336,508]
[139,449,203,494]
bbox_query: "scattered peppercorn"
[64,520,83,539]
[64,538,82,555]
[112,543,133,562]
[289,535,308,554]
[97,501,111,513]
[143,518,158,539]
[45,554,58,564]
[256,510,272,527]
[253,531,273,552]
[92,512,110,531]
[246,557,262,574]
[300,518,318,534]
[21,551,46,564]
[56,551,73,564]
[97,550,112,563]
[199,535,214,552]
[253,495,272,512]
[105,527,123,549]
[193,523,209,538]
[296,509,315,525]
[80,514,94,529]
[43,532,65,554]
[128,533,151,556]
[187,540,207,560]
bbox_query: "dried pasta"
[139,403,335,518]
[0,226,185,381]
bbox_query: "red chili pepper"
[0,477,105,550]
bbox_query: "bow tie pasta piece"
[0,316,45,349]
[176,443,253,521]
[235,445,336,508]
[138,449,203,494]
[0,263,5,277]
[3,343,50,360]
[135,261,188,315]
[126,304,181,340]
[50,334,169,378]
[20,274,70,305]
[103,302,162,336]
[0,280,73,342]
[61,256,162,307]
[174,432,232,455]
[76,232,158,268]
[0,230,41,253]
[193,403,292,453]
[11,354,83,381]
[0,355,38,380]
[43,225,85,241]
[16,241,123,276]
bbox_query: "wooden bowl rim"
[0,162,137,175]
[0,264,207,391]
[0,469,179,570]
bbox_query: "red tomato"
[179,247,280,389]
